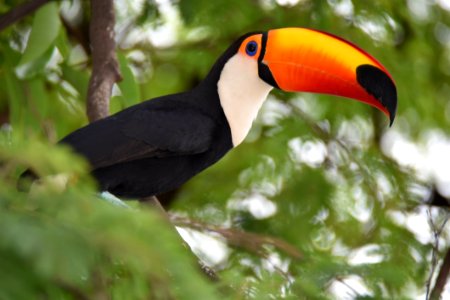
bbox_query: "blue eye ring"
[245,41,258,56]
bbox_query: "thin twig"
[426,210,450,300]
[55,280,89,300]
[171,215,301,281]
[86,0,122,122]
[140,197,219,281]
[0,0,48,32]
[289,103,382,201]
[430,247,450,300]
[140,196,168,216]
[334,277,362,298]
[60,14,91,56]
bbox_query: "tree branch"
[143,198,220,281]
[0,0,48,32]
[170,215,303,260]
[86,0,122,122]
[430,247,450,300]
[426,210,450,299]
[140,197,219,281]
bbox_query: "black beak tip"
[356,64,397,127]
[384,95,397,127]
[383,96,397,127]
[388,107,396,127]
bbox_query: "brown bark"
[86,0,122,123]
[170,215,303,260]
[0,0,49,32]
[430,248,450,300]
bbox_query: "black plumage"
[58,34,255,198]
[62,92,232,198]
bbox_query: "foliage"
[0,0,449,299]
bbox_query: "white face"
[217,53,273,146]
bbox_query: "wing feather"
[61,101,216,170]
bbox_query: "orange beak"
[260,28,397,125]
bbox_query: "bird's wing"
[61,105,216,170]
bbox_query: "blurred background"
[0,0,449,299]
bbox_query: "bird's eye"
[245,41,258,56]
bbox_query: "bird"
[24,28,397,201]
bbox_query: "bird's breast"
[217,54,273,147]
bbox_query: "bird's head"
[209,28,397,146]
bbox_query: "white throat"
[218,54,273,146]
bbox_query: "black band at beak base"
[258,32,279,89]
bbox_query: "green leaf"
[4,61,25,128]
[61,64,90,100]
[18,2,61,66]
[117,52,140,107]
[15,46,54,79]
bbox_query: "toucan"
[36,28,398,199]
